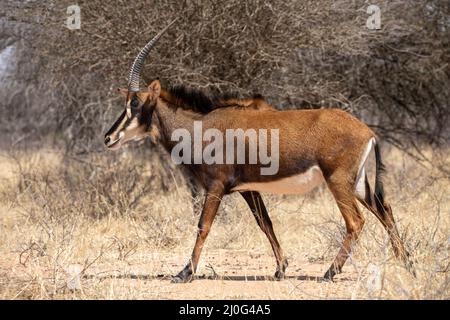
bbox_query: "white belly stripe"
[232,165,325,195]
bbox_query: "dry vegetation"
[0,148,448,299]
[0,0,449,299]
[1,0,448,152]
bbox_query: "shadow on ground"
[83,273,354,282]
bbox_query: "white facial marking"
[127,117,140,130]
[106,131,124,147]
[232,165,324,195]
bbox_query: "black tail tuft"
[374,141,386,213]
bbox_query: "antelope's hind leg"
[171,183,224,283]
[357,176,415,275]
[324,177,365,281]
[240,191,288,280]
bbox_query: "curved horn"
[127,18,178,92]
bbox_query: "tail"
[374,141,386,214]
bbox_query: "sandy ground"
[1,249,365,299]
[0,149,448,299]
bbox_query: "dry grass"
[0,147,448,300]
[1,0,448,300]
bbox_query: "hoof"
[171,274,193,283]
[171,268,194,283]
[320,276,333,282]
[322,270,335,282]
[274,259,288,280]
[406,262,417,278]
[404,256,417,277]
[274,270,285,280]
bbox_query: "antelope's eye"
[130,97,139,108]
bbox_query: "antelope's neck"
[153,98,201,154]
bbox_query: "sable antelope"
[163,92,274,218]
[105,20,414,283]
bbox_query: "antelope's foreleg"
[240,191,288,279]
[172,183,224,283]
[184,168,203,216]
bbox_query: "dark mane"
[165,85,255,114]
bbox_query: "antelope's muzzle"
[104,131,124,149]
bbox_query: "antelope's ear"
[148,80,161,98]
[118,88,128,97]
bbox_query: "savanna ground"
[0,147,448,299]
[0,0,449,300]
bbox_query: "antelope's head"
[104,19,176,149]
